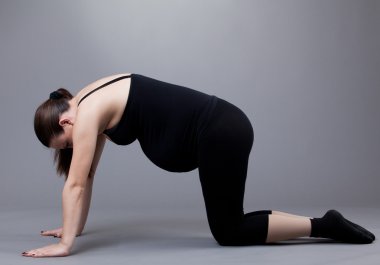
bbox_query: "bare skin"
[266,211,312,243]
[23,73,130,258]
[23,73,315,257]
[40,170,97,239]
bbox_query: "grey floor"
[2,206,379,264]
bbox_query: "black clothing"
[78,74,376,245]
[78,73,270,245]
[310,209,374,244]
[105,74,219,172]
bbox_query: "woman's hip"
[199,97,254,148]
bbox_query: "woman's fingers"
[40,228,80,238]
[22,248,43,257]
[22,243,70,258]
[40,228,62,237]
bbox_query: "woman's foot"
[310,209,375,244]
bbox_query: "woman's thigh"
[197,98,254,227]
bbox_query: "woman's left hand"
[22,242,70,258]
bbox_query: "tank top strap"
[77,74,132,106]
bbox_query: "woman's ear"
[59,118,73,127]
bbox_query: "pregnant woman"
[24,73,375,257]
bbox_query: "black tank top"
[77,74,137,145]
[78,73,218,172]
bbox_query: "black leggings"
[197,97,271,246]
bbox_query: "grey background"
[1,0,379,214]
[1,1,380,263]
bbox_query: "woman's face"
[49,119,74,149]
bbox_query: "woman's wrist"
[59,238,74,251]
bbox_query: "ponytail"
[54,148,72,180]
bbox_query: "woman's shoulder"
[75,72,132,98]
[73,72,133,133]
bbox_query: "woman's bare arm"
[41,134,106,238]
[77,134,106,235]
[60,107,101,250]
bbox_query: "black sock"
[344,218,375,241]
[310,209,374,244]
[310,210,375,239]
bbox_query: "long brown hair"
[34,88,74,180]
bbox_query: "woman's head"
[34,88,75,179]
[34,88,74,147]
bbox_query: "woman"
[24,73,375,257]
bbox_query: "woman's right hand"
[40,228,81,238]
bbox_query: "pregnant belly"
[138,138,198,172]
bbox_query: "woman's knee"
[213,231,268,246]
[212,229,240,246]
[213,230,266,246]
[210,214,270,246]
